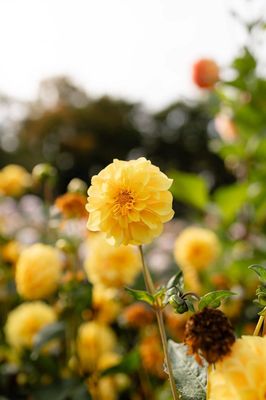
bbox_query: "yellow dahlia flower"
[77,321,117,372]
[5,302,56,350]
[174,226,220,271]
[0,165,32,197]
[86,157,174,245]
[16,243,62,300]
[93,285,121,323]
[84,235,141,288]
[1,240,22,264]
[208,335,266,400]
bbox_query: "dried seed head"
[184,308,235,364]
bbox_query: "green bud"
[32,163,57,184]
[67,178,87,194]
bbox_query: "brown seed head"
[184,308,235,364]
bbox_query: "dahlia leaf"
[249,264,266,284]
[169,170,209,210]
[166,271,184,291]
[168,340,207,400]
[32,321,65,355]
[198,290,235,311]
[125,287,154,305]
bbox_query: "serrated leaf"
[198,290,235,311]
[166,271,184,291]
[168,340,207,400]
[32,321,65,354]
[249,264,266,283]
[169,170,209,210]
[125,288,154,305]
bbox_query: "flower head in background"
[5,302,56,350]
[16,243,62,300]
[55,192,87,219]
[208,336,266,400]
[92,284,121,324]
[214,113,238,142]
[174,226,220,271]
[192,59,219,89]
[86,157,174,246]
[0,165,32,197]
[77,321,117,372]
[84,234,141,288]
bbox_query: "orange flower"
[192,59,219,89]
[55,192,87,218]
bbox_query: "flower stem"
[139,246,180,400]
[253,316,264,336]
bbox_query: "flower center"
[113,189,135,216]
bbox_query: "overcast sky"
[0,0,265,110]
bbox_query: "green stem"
[139,246,180,400]
[253,316,264,336]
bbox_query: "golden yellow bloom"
[55,192,88,218]
[93,285,121,324]
[0,165,31,197]
[86,157,174,245]
[77,321,117,372]
[1,241,22,264]
[5,302,56,350]
[174,226,220,271]
[208,336,266,400]
[84,235,141,288]
[16,244,62,300]
[140,330,166,379]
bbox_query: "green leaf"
[249,264,266,283]
[125,288,154,305]
[103,349,140,375]
[169,170,209,210]
[168,340,207,400]
[232,48,256,77]
[198,290,235,311]
[166,271,184,291]
[213,182,248,223]
[32,321,65,354]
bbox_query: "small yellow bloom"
[0,165,31,197]
[16,244,62,300]
[77,321,117,372]
[86,157,174,246]
[93,284,121,323]
[174,226,220,271]
[5,302,56,350]
[208,336,266,400]
[1,241,22,264]
[84,234,141,288]
[55,192,88,218]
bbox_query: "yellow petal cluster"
[84,235,141,288]
[86,157,174,246]
[93,284,121,323]
[174,226,220,271]
[0,165,32,197]
[1,240,22,264]
[208,335,266,400]
[77,321,117,372]
[16,243,62,299]
[5,302,56,350]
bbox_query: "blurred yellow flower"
[84,235,141,288]
[1,241,22,264]
[86,157,174,246]
[93,284,121,324]
[16,243,62,300]
[174,226,220,271]
[77,321,117,372]
[0,165,31,197]
[208,336,266,400]
[5,302,56,350]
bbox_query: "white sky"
[0,0,265,110]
